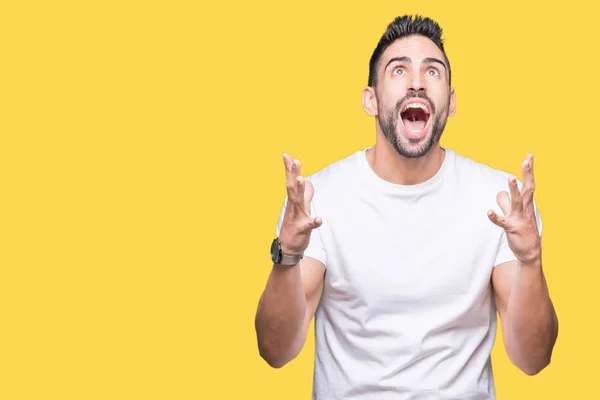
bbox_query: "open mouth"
[400,101,430,137]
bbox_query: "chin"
[391,128,437,159]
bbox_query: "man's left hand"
[488,153,542,265]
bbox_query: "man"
[254,15,558,399]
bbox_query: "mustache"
[394,91,436,115]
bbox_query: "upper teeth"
[403,102,429,113]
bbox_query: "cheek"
[380,93,402,113]
[380,82,405,103]
[431,91,451,112]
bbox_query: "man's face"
[374,35,455,159]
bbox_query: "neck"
[366,133,446,185]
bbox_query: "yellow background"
[0,0,596,398]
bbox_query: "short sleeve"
[275,196,327,267]
[494,196,543,267]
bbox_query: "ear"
[362,86,378,116]
[449,87,456,116]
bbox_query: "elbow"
[256,331,297,369]
[261,354,288,369]
[254,314,303,369]
[519,355,552,376]
[510,328,558,376]
[258,346,291,369]
[521,365,544,376]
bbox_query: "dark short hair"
[368,15,451,87]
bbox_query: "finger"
[303,179,315,213]
[283,153,302,205]
[487,210,507,228]
[282,152,291,169]
[508,175,523,214]
[282,153,294,190]
[496,191,511,216]
[282,153,297,202]
[521,153,535,211]
[296,175,307,211]
[282,153,298,179]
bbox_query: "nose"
[408,71,426,92]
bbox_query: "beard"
[378,91,450,159]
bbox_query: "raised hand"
[278,153,322,256]
[487,153,542,265]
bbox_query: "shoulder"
[448,148,513,191]
[297,149,366,211]
[304,149,365,187]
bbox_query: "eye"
[393,66,406,75]
[426,68,440,76]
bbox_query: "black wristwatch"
[270,238,303,266]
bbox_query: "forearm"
[255,264,306,367]
[505,259,558,375]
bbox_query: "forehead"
[380,35,445,66]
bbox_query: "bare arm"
[255,256,325,368]
[493,259,558,375]
[488,153,558,375]
[254,153,325,368]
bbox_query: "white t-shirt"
[275,147,542,400]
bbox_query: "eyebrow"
[423,57,447,71]
[385,56,411,71]
[384,56,447,71]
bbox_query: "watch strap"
[278,253,303,266]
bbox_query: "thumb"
[301,216,323,233]
[487,209,506,229]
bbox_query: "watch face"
[270,238,281,263]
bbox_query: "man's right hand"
[278,153,323,256]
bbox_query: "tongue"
[402,117,426,132]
